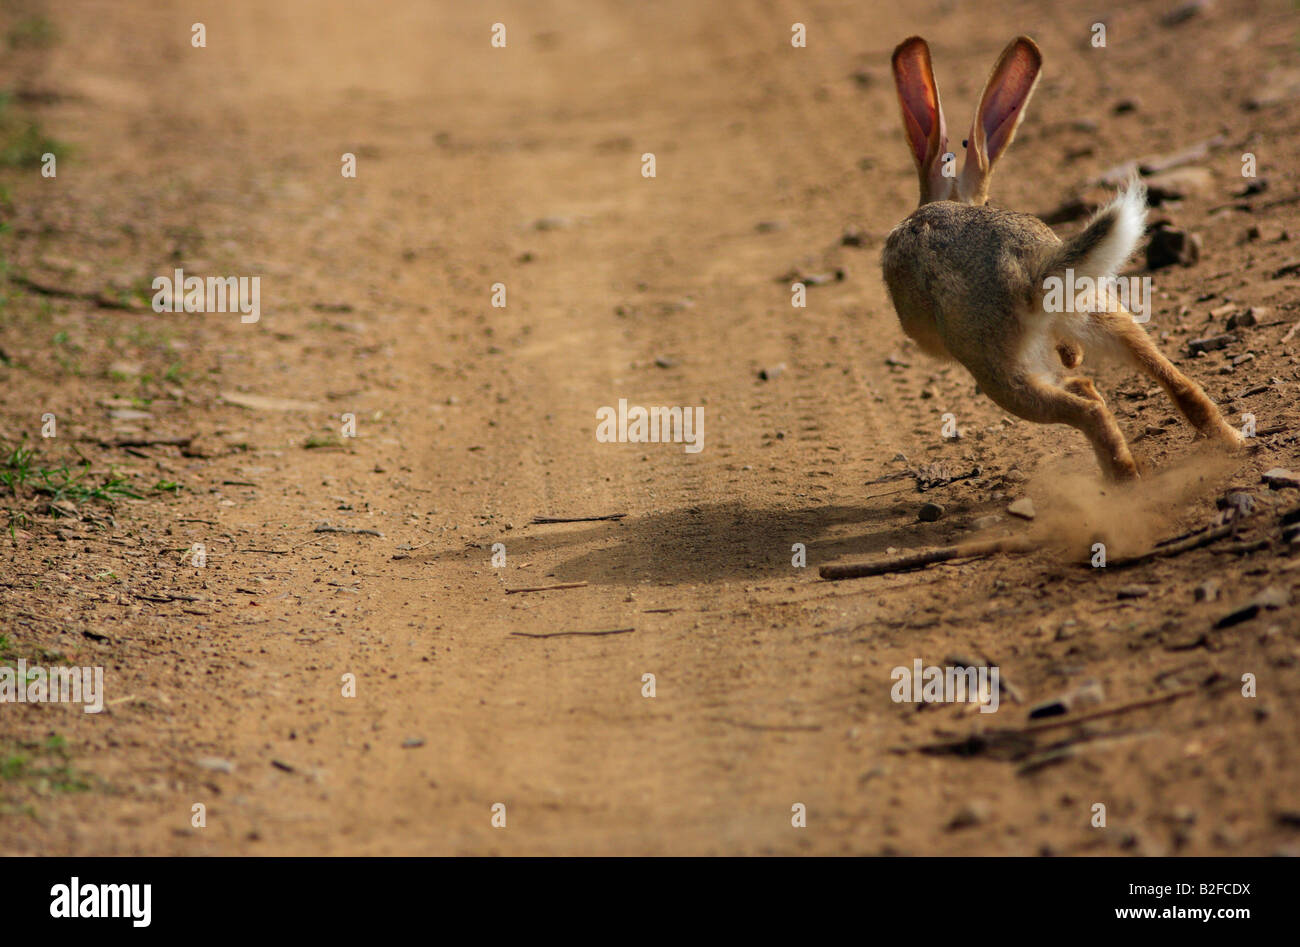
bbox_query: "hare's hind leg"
[986,371,1139,480]
[1098,308,1243,446]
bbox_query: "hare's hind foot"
[987,371,1139,481]
[1060,375,1140,481]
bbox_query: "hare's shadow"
[416,499,980,586]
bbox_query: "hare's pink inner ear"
[974,36,1041,165]
[891,37,944,168]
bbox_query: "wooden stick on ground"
[504,581,588,595]
[819,536,1036,581]
[99,436,194,448]
[1106,522,1239,568]
[510,627,634,639]
[531,514,626,524]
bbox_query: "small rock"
[48,499,79,519]
[1117,584,1150,600]
[221,391,325,412]
[917,502,945,522]
[972,514,1002,530]
[107,361,143,379]
[1244,69,1300,110]
[1170,805,1198,825]
[197,757,236,774]
[107,408,152,421]
[1254,586,1290,609]
[402,737,426,749]
[1028,680,1104,719]
[531,216,571,231]
[1187,333,1238,355]
[1215,602,1262,628]
[1217,491,1256,517]
[1212,588,1285,630]
[1162,0,1212,28]
[946,801,991,830]
[758,363,786,381]
[654,355,680,369]
[1226,308,1260,330]
[780,268,844,286]
[1194,580,1220,603]
[1262,468,1300,490]
[1007,497,1036,520]
[1147,222,1201,269]
[841,226,867,247]
[1145,166,1214,204]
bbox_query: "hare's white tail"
[1041,178,1147,284]
[1030,179,1148,370]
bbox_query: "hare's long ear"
[891,36,952,205]
[959,36,1041,205]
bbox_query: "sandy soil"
[1,0,1299,855]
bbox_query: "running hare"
[881,35,1241,480]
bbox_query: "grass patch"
[1,440,143,513]
[0,633,65,669]
[0,90,68,168]
[0,735,93,797]
[7,15,58,50]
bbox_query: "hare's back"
[884,202,1058,295]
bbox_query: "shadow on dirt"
[409,498,997,586]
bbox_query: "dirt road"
[2,0,1299,855]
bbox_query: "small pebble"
[1007,497,1036,520]
[917,502,944,522]
[1262,468,1300,490]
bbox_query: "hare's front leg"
[983,371,1140,481]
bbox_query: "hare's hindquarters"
[1038,183,1243,447]
[882,201,1046,362]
